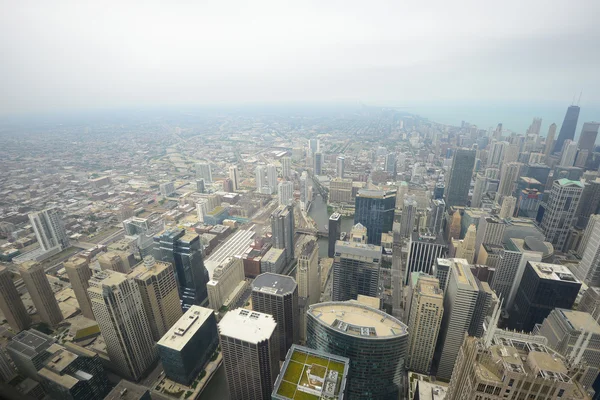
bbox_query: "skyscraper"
[313,152,323,175]
[196,162,212,183]
[574,215,600,286]
[559,139,578,167]
[577,214,600,258]
[270,204,295,265]
[497,162,522,198]
[488,141,508,167]
[159,181,175,197]
[277,181,294,205]
[499,195,516,219]
[196,178,205,193]
[544,122,557,157]
[471,174,486,208]
[508,262,581,332]
[255,165,266,192]
[400,196,417,238]
[435,259,480,380]
[577,121,600,156]
[19,261,63,327]
[445,148,476,207]
[218,309,279,400]
[328,212,341,258]
[474,216,505,261]
[281,156,291,179]
[6,328,55,379]
[251,273,299,360]
[97,251,133,274]
[455,224,476,263]
[527,117,542,135]
[405,231,447,284]
[553,105,581,154]
[540,179,584,251]
[336,156,345,178]
[127,256,182,341]
[153,229,209,306]
[266,164,278,193]
[228,165,239,191]
[64,257,94,320]
[354,189,395,245]
[332,223,382,301]
[406,275,443,375]
[0,266,31,332]
[88,270,157,381]
[385,152,396,176]
[28,207,70,253]
[306,301,409,399]
[296,240,320,343]
[428,198,445,234]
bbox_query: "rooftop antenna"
[577,91,582,106]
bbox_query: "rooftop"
[530,262,581,283]
[205,228,255,279]
[308,301,407,338]
[252,273,297,295]
[158,306,214,351]
[557,309,600,335]
[8,329,55,358]
[218,308,277,344]
[261,247,285,264]
[556,178,584,188]
[104,380,151,400]
[356,189,396,199]
[335,240,382,259]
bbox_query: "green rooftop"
[556,178,584,188]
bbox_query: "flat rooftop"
[530,262,581,283]
[206,228,255,279]
[218,308,277,344]
[335,240,382,259]
[451,259,478,289]
[158,306,214,351]
[308,301,407,338]
[8,329,55,357]
[558,309,600,335]
[253,273,296,295]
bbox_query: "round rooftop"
[523,236,553,256]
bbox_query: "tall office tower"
[578,121,600,156]
[428,199,445,234]
[468,279,495,338]
[158,306,219,386]
[396,181,408,210]
[489,240,542,309]
[574,215,600,285]
[196,162,212,183]
[508,262,581,332]
[559,139,578,166]
[153,229,209,305]
[544,122,558,157]
[435,259,480,381]
[272,344,350,400]
[206,256,246,310]
[354,189,395,245]
[255,165,266,192]
[541,179,584,251]
[159,181,175,197]
[434,182,444,199]
[385,152,397,176]
[299,171,310,204]
[455,224,476,263]
[577,214,600,258]
[277,181,294,206]
[474,216,505,261]
[527,117,542,135]
[471,174,486,208]
[266,164,278,193]
[0,348,17,383]
[28,207,70,253]
[445,148,476,207]
[307,301,409,399]
[332,224,382,301]
[538,309,600,389]
[296,240,320,343]
[6,328,55,379]
[400,196,417,238]
[497,161,522,198]
[19,261,63,327]
[328,212,341,258]
[493,122,503,140]
[579,286,600,323]
[447,210,461,241]
[308,138,320,155]
[196,178,205,193]
[98,251,134,274]
[127,256,182,341]
[575,149,590,168]
[553,105,581,154]
[64,257,94,320]
[488,140,508,167]
[405,231,447,285]
[270,204,295,265]
[218,309,279,400]
[37,344,110,400]
[0,266,31,332]
[406,275,444,375]
[222,178,233,192]
[280,156,292,179]
[313,152,323,175]
[88,270,157,380]
[499,195,516,219]
[335,156,345,178]
[576,178,600,229]
[251,273,299,360]
[446,329,590,400]
[228,165,239,191]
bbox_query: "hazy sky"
[2,0,600,116]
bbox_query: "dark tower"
[553,105,581,154]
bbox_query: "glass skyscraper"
[445,148,476,207]
[353,189,396,245]
[553,105,581,154]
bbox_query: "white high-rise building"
[471,174,486,208]
[64,257,94,320]
[28,207,70,253]
[499,195,516,219]
[206,256,247,311]
[281,157,291,179]
[88,270,157,381]
[266,164,278,193]
[578,214,600,258]
[474,216,506,261]
[255,165,266,193]
[336,156,345,178]
[560,139,578,167]
[574,214,600,286]
[19,261,64,326]
[455,224,476,264]
[228,165,239,191]
[488,140,508,167]
[218,309,279,400]
[277,181,294,206]
[497,162,522,198]
[297,240,320,343]
[406,275,443,375]
[196,163,212,183]
[541,179,584,251]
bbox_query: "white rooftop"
[205,228,255,279]
[218,308,277,344]
[157,306,214,351]
[530,262,581,283]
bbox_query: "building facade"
[28,207,70,253]
[0,265,31,332]
[19,261,64,327]
[64,257,94,320]
[445,148,476,207]
[354,189,396,245]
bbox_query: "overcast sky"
[2,0,600,117]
